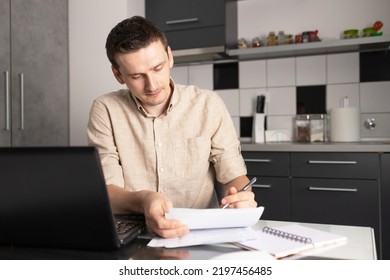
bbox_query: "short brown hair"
[105,16,168,69]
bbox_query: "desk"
[0,220,376,260]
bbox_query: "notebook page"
[273,224,347,248]
[237,224,347,259]
[237,231,314,259]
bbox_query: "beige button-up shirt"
[87,81,247,208]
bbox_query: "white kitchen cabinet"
[0,0,68,147]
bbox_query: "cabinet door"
[291,178,379,226]
[243,152,290,221]
[243,152,289,177]
[381,153,390,259]
[251,177,290,221]
[0,0,11,146]
[291,152,379,179]
[146,0,227,51]
[291,178,380,255]
[146,0,225,32]
[10,0,68,146]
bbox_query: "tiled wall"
[171,51,390,141]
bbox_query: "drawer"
[291,178,380,251]
[291,178,379,228]
[242,152,289,177]
[146,0,225,32]
[250,176,290,221]
[291,152,379,179]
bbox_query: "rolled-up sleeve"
[87,99,125,188]
[208,93,247,184]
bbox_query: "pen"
[222,177,257,209]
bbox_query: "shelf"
[227,36,390,60]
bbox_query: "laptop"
[0,146,145,250]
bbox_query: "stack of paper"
[147,206,264,248]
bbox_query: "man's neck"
[145,82,174,117]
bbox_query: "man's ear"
[167,46,174,68]
[111,66,125,84]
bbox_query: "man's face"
[112,41,174,116]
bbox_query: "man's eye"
[155,66,163,72]
[132,75,141,79]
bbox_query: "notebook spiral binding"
[262,226,314,244]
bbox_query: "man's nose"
[145,74,157,91]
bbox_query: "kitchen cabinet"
[381,153,390,260]
[290,152,380,258]
[242,150,383,259]
[0,0,68,147]
[242,152,290,221]
[145,0,237,61]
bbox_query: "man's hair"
[105,16,168,70]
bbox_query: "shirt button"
[158,142,163,147]
[160,167,165,172]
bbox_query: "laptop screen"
[0,147,121,250]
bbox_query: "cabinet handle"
[252,184,271,189]
[19,73,24,130]
[245,159,272,163]
[166,17,199,25]
[308,186,358,192]
[4,71,10,131]
[307,160,357,165]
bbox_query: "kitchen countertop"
[241,141,390,152]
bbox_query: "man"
[87,16,257,238]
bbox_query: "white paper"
[147,206,264,248]
[147,227,259,248]
[165,206,264,230]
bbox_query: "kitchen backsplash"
[171,51,390,141]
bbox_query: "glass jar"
[295,114,310,142]
[310,114,326,142]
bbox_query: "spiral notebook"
[236,224,347,259]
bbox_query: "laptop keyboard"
[116,220,141,235]
[115,214,146,245]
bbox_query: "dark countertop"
[241,141,390,153]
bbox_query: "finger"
[222,191,256,208]
[221,187,238,206]
[154,224,189,239]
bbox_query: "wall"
[171,0,390,141]
[172,52,390,142]
[69,0,390,145]
[237,0,390,141]
[238,0,390,40]
[69,0,144,145]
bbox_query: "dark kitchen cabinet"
[381,153,390,260]
[290,152,381,258]
[145,0,237,52]
[0,0,69,147]
[242,152,290,221]
[243,151,383,259]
